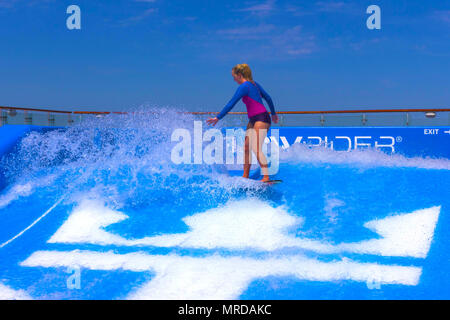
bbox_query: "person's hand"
[206,117,219,126]
[272,114,279,124]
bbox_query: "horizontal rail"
[0,105,72,114]
[73,111,128,115]
[1,105,450,116]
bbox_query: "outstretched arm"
[255,82,276,116]
[216,84,248,120]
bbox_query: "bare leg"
[243,122,253,178]
[250,121,271,182]
[243,135,251,178]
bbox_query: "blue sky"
[0,0,449,112]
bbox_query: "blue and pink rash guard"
[217,81,276,120]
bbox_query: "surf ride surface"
[0,120,449,300]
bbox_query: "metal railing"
[1,105,449,127]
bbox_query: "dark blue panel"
[272,127,450,159]
[0,125,448,300]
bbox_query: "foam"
[48,198,440,258]
[0,183,33,209]
[0,175,57,210]
[2,110,443,299]
[280,143,450,170]
[21,250,422,299]
[0,283,32,300]
[323,195,345,224]
[1,108,265,210]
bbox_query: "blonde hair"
[232,64,253,81]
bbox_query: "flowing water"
[0,109,449,299]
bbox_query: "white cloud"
[433,10,450,24]
[316,1,347,12]
[215,24,317,58]
[216,24,276,40]
[0,0,19,8]
[236,0,276,16]
[120,8,158,26]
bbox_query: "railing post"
[0,109,6,126]
[320,114,325,126]
[362,113,367,126]
[406,112,409,126]
[47,112,55,126]
[24,111,32,125]
[68,113,74,126]
[241,115,246,126]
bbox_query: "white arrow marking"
[21,250,422,300]
[48,199,441,259]
[0,283,32,300]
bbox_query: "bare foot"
[260,176,270,183]
[242,174,249,179]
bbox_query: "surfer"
[206,64,278,182]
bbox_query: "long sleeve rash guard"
[217,81,276,120]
